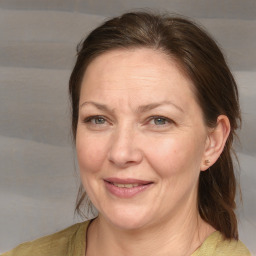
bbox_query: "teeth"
[113,183,140,188]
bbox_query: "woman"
[3,11,251,256]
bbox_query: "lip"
[104,177,152,185]
[104,177,153,198]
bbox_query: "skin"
[76,48,230,256]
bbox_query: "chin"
[101,206,153,231]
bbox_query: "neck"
[86,208,215,256]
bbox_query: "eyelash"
[83,115,109,125]
[82,115,174,128]
[146,116,174,126]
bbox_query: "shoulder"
[214,234,251,256]
[1,221,90,256]
[193,231,251,256]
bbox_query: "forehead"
[82,48,192,86]
[80,48,198,112]
[84,48,186,80]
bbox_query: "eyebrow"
[80,100,184,113]
[137,101,184,113]
[80,101,114,113]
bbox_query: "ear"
[200,115,230,171]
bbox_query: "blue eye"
[93,117,106,124]
[153,117,167,125]
[84,116,107,125]
[147,116,174,128]
[149,116,171,125]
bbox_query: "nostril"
[108,147,142,167]
[107,130,143,167]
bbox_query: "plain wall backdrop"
[0,0,255,254]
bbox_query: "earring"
[204,159,210,165]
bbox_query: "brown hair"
[69,11,241,239]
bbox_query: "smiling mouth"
[104,178,153,198]
[111,183,140,188]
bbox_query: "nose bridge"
[108,121,142,168]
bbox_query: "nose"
[108,126,143,168]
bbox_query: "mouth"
[104,178,153,198]
[109,183,141,188]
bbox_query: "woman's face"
[76,48,210,230]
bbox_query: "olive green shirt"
[2,220,251,256]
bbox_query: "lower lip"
[104,181,152,198]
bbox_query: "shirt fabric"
[2,220,251,256]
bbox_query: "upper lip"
[104,177,153,185]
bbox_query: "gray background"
[0,0,255,254]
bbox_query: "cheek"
[76,132,107,174]
[145,134,204,178]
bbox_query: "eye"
[152,117,168,125]
[91,117,106,124]
[148,116,174,126]
[83,115,108,126]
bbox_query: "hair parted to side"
[69,11,241,239]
